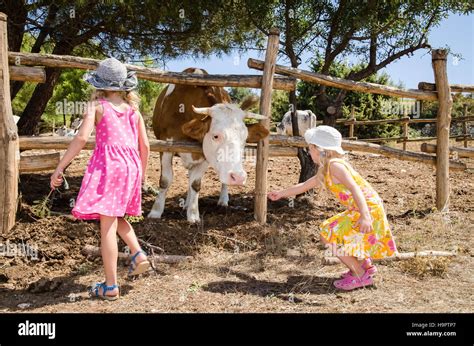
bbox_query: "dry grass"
[396,257,451,279]
[0,139,472,312]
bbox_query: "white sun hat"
[304,125,345,155]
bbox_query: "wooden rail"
[319,113,473,147]
[418,82,474,93]
[8,51,296,91]
[9,65,45,82]
[248,58,438,101]
[421,143,474,158]
[18,136,467,171]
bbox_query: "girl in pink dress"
[50,58,151,300]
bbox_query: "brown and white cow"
[148,68,269,223]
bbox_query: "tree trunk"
[17,44,72,135]
[10,80,24,100]
[321,105,342,127]
[297,148,316,182]
[289,90,317,186]
[17,67,63,135]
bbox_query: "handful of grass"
[31,174,69,219]
[31,189,55,219]
[124,215,144,224]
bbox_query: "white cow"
[276,110,317,136]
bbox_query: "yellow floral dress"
[319,158,397,260]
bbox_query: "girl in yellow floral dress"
[268,125,397,290]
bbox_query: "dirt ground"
[0,139,473,313]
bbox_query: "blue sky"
[163,12,473,90]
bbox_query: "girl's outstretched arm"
[50,102,97,189]
[268,175,319,201]
[136,110,150,183]
[329,162,373,233]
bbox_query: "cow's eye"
[212,134,220,141]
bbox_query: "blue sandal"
[128,250,150,276]
[89,282,120,301]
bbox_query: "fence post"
[254,28,279,224]
[402,111,410,151]
[432,49,452,212]
[0,12,19,234]
[462,104,468,148]
[349,105,355,139]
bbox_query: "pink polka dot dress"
[72,98,142,220]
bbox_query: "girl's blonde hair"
[311,144,345,189]
[90,89,140,110]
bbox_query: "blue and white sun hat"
[83,57,138,91]
[304,125,345,155]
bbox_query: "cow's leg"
[218,183,229,206]
[148,152,173,218]
[186,160,208,223]
[183,187,190,210]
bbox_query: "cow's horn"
[192,105,212,116]
[245,111,267,120]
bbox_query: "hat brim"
[83,71,138,91]
[317,145,345,155]
[304,128,344,155]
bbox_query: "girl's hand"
[268,191,283,201]
[357,214,373,233]
[50,168,63,190]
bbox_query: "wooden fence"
[326,105,473,150]
[1,11,472,233]
[248,52,471,213]
[17,135,468,171]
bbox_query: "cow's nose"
[228,171,247,185]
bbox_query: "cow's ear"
[246,123,270,143]
[182,118,211,141]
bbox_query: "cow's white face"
[193,104,266,186]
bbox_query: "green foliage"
[7,0,265,134]
[227,87,290,128]
[11,34,40,117]
[239,0,471,136]
[8,0,472,136]
[12,82,35,117]
[228,87,256,104]
[13,34,164,130]
[270,90,290,124]
[420,94,474,119]
[137,58,165,124]
[227,87,261,125]
[412,94,474,133]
